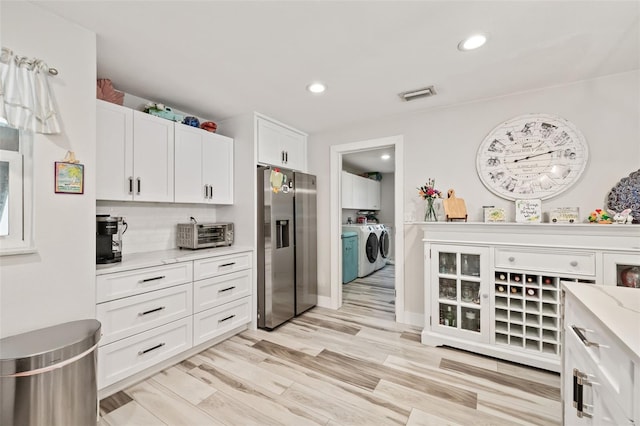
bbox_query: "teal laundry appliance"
[342,231,358,283]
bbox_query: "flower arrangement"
[418,179,442,221]
[588,209,612,224]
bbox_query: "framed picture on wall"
[54,162,84,194]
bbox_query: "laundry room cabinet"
[256,115,307,171]
[174,124,233,204]
[341,171,381,210]
[96,100,174,202]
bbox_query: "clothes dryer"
[342,225,378,277]
[376,224,390,271]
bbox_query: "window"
[0,124,34,255]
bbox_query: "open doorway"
[341,148,396,318]
[329,135,405,322]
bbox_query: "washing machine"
[375,224,390,271]
[342,225,379,277]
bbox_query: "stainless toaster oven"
[177,222,234,249]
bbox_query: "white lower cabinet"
[563,285,637,425]
[193,296,251,346]
[98,317,193,388]
[96,249,253,392]
[97,283,192,346]
[421,223,638,373]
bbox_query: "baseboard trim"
[401,311,424,327]
[317,295,335,309]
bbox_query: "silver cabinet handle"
[136,177,141,195]
[570,260,578,267]
[508,256,515,262]
[204,184,209,198]
[572,368,593,418]
[128,177,134,194]
[138,342,165,356]
[138,306,166,316]
[219,314,236,323]
[571,325,600,347]
[281,150,285,163]
[220,262,236,268]
[218,286,236,293]
[285,151,288,163]
[209,185,213,199]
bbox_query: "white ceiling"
[33,0,639,138]
[343,147,395,174]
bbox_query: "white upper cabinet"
[364,177,381,210]
[256,115,307,171]
[132,111,175,202]
[96,100,174,202]
[175,124,233,204]
[341,171,354,208]
[341,171,381,210]
[96,100,133,201]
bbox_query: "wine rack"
[494,271,595,357]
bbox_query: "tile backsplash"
[97,201,217,254]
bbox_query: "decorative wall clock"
[476,114,589,200]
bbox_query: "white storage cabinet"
[563,284,638,425]
[174,124,233,204]
[95,249,253,392]
[192,252,252,345]
[422,223,639,372]
[256,115,307,171]
[96,100,174,202]
[341,171,381,210]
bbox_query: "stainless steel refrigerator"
[257,166,317,329]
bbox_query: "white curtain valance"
[0,47,61,134]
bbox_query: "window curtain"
[0,48,61,134]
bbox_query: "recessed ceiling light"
[458,34,487,51]
[381,154,391,160]
[307,82,326,94]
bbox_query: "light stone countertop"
[96,246,254,275]
[563,282,640,360]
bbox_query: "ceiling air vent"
[399,85,437,102]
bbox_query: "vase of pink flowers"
[418,179,442,221]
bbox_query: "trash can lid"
[341,232,358,238]
[0,319,101,376]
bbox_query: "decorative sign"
[54,162,84,194]
[549,207,580,223]
[483,207,506,222]
[515,199,542,223]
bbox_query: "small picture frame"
[54,162,84,194]
[515,199,542,223]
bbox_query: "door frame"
[329,135,404,322]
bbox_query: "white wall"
[97,202,217,254]
[0,3,97,338]
[308,71,640,319]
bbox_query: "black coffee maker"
[96,215,127,264]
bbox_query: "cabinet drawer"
[495,248,595,276]
[193,252,251,281]
[98,317,192,389]
[97,283,193,346]
[194,269,251,313]
[97,262,193,303]
[565,296,635,418]
[193,296,251,346]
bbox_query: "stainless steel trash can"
[0,319,101,426]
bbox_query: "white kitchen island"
[563,282,639,425]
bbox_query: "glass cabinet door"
[433,245,488,342]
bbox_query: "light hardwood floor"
[99,265,561,425]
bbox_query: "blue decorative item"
[183,116,200,127]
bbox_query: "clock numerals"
[477,114,588,200]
